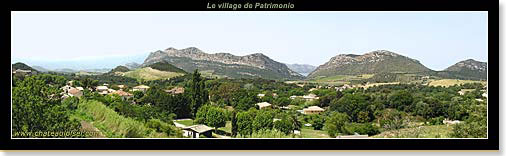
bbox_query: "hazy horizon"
[12,11,488,70]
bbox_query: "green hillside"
[12,62,37,72]
[308,55,431,78]
[123,67,185,81]
[147,61,187,74]
[109,65,130,73]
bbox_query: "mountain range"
[15,47,487,81]
[142,47,304,80]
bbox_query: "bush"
[343,123,380,136]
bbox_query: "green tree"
[273,97,290,107]
[273,116,294,135]
[205,107,227,133]
[324,112,350,138]
[12,74,81,137]
[252,110,274,131]
[188,69,209,117]
[330,93,371,122]
[236,110,255,137]
[231,111,238,137]
[309,114,325,130]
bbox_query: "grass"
[372,125,454,138]
[123,67,185,81]
[174,119,194,126]
[301,127,330,138]
[428,79,486,87]
[218,121,232,134]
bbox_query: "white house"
[256,102,272,109]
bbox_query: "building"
[67,88,83,98]
[61,85,73,93]
[110,90,133,99]
[302,93,319,101]
[303,106,325,114]
[96,86,109,92]
[117,85,126,90]
[337,84,352,92]
[182,125,214,138]
[133,85,150,92]
[165,87,185,94]
[257,94,265,98]
[76,87,84,91]
[482,92,488,98]
[256,102,272,109]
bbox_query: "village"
[48,70,487,138]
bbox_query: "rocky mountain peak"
[445,59,487,72]
[142,47,304,80]
[308,50,431,78]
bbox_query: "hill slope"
[441,59,487,80]
[12,62,38,72]
[307,50,432,78]
[123,67,185,81]
[142,47,303,80]
[146,61,187,74]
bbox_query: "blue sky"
[11,11,487,70]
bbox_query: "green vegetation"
[77,100,178,138]
[124,67,185,81]
[12,62,38,71]
[12,74,80,138]
[148,61,187,74]
[12,61,488,138]
[109,65,130,73]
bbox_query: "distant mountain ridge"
[285,64,316,75]
[142,47,303,80]
[308,50,432,78]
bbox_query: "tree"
[309,114,325,130]
[273,97,290,107]
[324,112,350,138]
[133,91,144,100]
[387,90,414,111]
[450,104,487,138]
[205,107,227,133]
[188,69,209,118]
[194,105,212,124]
[12,74,81,137]
[330,93,371,122]
[252,110,274,131]
[236,110,255,137]
[273,117,294,135]
[377,109,407,131]
[231,111,238,137]
[343,123,380,136]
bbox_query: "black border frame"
[3,0,499,150]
